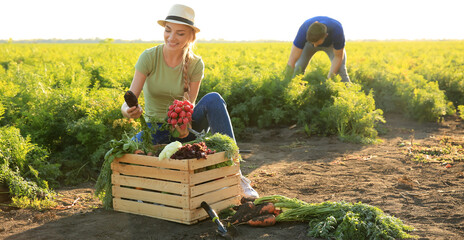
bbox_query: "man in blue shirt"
[287,16,350,82]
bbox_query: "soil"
[1,114,464,240]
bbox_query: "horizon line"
[1,38,463,43]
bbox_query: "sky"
[1,0,463,42]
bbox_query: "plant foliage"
[1,41,463,200]
[255,195,417,239]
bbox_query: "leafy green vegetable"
[158,141,182,160]
[95,133,138,209]
[254,195,417,239]
[254,194,308,209]
[139,116,154,152]
[193,132,239,160]
[187,132,240,169]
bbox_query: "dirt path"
[1,114,463,240]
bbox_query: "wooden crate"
[111,151,241,225]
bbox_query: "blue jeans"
[133,92,236,144]
[294,42,351,83]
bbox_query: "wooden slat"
[113,198,196,224]
[112,186,188,208]
[111,162,188,183]
[190,196,241,220]
[115,154,189,170]
[188,152,229,170]
[190,164,240,185]
[190,185,240,209]
[115,152,230,171]
[190,175,240,197]
[112,175,189,195]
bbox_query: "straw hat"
[157,4,200,33]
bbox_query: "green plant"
[0,126,57,201]
[255,195,417,239]
[95,133,139,209]
[319,80,385,144]
[458,105,464,120]
[284,76,385,143]
[10,196,57,210]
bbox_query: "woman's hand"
[122,70,146,119]
[173,123,191,139]
[121,102,143,119]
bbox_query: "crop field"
[1,40,464,192]
[1,41,464,239]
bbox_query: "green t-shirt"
[135,44,204,120]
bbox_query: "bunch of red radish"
[167,99,194,130]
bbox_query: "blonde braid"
[182,29,196,102]
[182,48,191,101]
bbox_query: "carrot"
[134,149,145,155]
[231,202,277,224]
[247,214,276,227]
[255,202,275,215]
[273,208,282,216]
[231,201,256,224]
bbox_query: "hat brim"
[157,20,200,33]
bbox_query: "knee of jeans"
[203,92,225,105]
[132,134,142,143]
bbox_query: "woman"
[121,4,258,198]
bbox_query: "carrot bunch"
[229,199,281,227]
